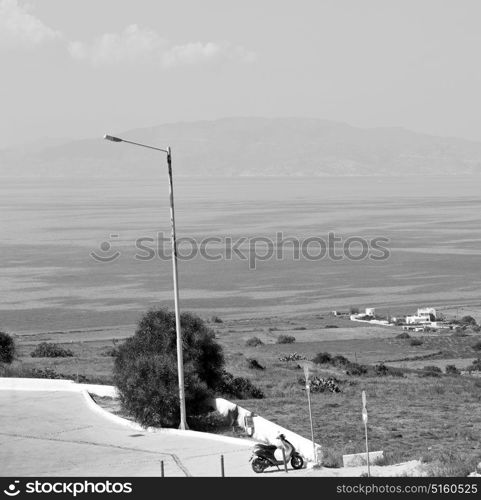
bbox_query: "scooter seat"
[254,444,277,452]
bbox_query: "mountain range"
[2,117,481,177]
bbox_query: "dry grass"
[8,315,481,476]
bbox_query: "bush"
[346,363,368,376]
[467,358,481,372]
[410,338,423,346]
[312,352,332,364]
[114,308,225,427]
[246,358,264,370]
[460,315,477,326]
[30,342,74,358]
[188,411,230,432]
[279,352,306,362]
[211,315,223,324]
[472,341,481,351]
[420,365,442,377]
[216,371,264,399]
[245,336,264,347]
[0,332,15,364]
[396,332,411,339]
[349,307,359,315]
[331,355,350,367]
[324,325,338,329]
[276,335,296,344]
[445,364,460,375]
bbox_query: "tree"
[114,308,225,428]
[0,332,15,364]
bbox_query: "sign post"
[361,390,370,477]
[303,364,317,464]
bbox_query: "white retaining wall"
[0,378,321,463]
[213,397,322,463]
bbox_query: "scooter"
[250,434,304,473]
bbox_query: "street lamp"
[104,133,188,430]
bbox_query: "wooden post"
[220,455,225,477]
[160,460,164,477]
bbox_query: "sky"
[1,0,481,148]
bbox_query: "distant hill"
[2,117,481,177]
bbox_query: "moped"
[250,433,304,473]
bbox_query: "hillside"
[2,117,481,177]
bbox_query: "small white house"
[405,307,437,325]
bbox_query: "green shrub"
[246,358,264,370]
[445,364,460,375]
[0,332,15,364]
[420,365,442,377]
[396,332,410,339]
[410,338,423,346]
[467,358,481,372]
[460,315,477,326]
[346,363,368,376]
[276,335,296,344]
[245,336,264,347]
[331,355,350,367]
[30,342,74,358]
[312,352,332,364]
[375,362,404,377]
[216,371,264,399]
[114,308,225,428]
[188,411,230,432]
[211,315,223,324]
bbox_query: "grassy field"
[4,312,481,476]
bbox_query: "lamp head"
[103,134,122,142]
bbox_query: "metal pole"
[160,460,165,477]
[306,384,316,463]
[364,421,370,477]
[167,147,188,430]
[220,455,225,477]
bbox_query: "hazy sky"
[1,0,481,148]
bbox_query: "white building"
[405,307,437,325]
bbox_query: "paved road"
[0,390,259,477]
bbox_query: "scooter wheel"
[290,454,304,470]
[252,458,266,473]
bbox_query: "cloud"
[68,24,256,68]
[0,0,61,48]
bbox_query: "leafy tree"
[114,308,225,427]
[0,332,15,364]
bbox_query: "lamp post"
[103,134,188,430]
[302,364,317,464]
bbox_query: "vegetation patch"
[276,334,296,344]
[245,336,264,347]
[0,332,15,364]
[30,342,74,358]
[246,358,265,370]
[410,338,423,346]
